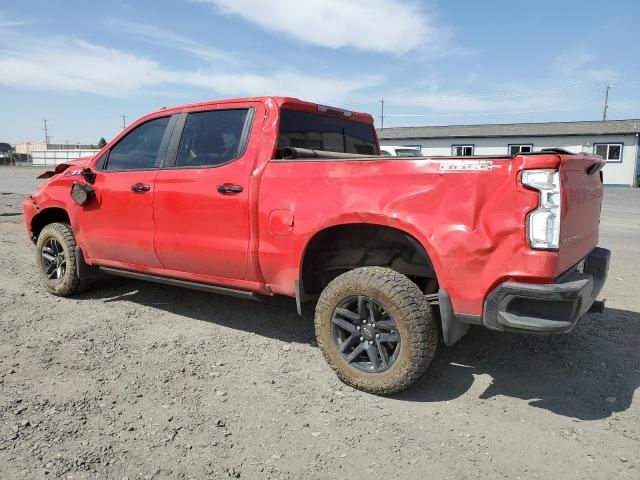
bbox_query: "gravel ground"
[1,167,639,479]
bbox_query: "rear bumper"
[483,247,610,333]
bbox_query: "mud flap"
[295,279,317,317]
[438,290,470,346]
[74,246,100,280]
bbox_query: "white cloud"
[553,48,618,82]
[0,19,33,27]
[107,20,232,63]
[0,35,166,96]
[0,11,36,28]
[201,0,443,54]
[0,29,380,105]
[173,70,379,103]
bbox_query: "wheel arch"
[298,221,441,297]
[30,207,71,241]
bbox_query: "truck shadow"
[398,307,640,420]
[80,278,639,421]
[83,277,317,343]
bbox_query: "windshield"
[276,109,377,157]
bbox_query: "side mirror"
[81,167,96,184]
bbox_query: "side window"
[176,109,250,167]
[105,116,170,170]
[452,145,473,156]
[594,143,622,163]
[94,152,108,169]
[509,144,533,155]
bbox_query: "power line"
[608,102,640,107]
[611,81,640,88]
[342,81,640,127]
[347,81,640,107]
[383,102,640,117]
[383,106,596,118]
[348,82,610,104]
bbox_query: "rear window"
[276,109,377,157]
[394,148,422,157]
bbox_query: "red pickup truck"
[23,96,610,394]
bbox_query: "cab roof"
[143,96,374,125]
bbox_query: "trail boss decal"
[439,160,502,172]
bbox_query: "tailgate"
[558,155,605,273]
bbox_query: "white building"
[14,142,96,155]
[14,142,48,155]
[31,149,100,166]
[378,119,640,186]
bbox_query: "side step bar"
[99,267,261,301]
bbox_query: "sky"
[1,0,639,144]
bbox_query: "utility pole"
[379,98,385,130]
[121,114,127,130]
[42,119,50,145]
[602,84,610,121]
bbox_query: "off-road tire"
[36,222,91,296]
[315,266,437,394]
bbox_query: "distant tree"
[97,137,107,148]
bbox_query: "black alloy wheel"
[331,295,400,373]
[41,237,66,283]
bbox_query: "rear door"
[77,115,174,267]
[153,103,262,279]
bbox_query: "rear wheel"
[315,267,437,394]
[36,222,91,296]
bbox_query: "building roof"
[377,119,640,140]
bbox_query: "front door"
[77,115,173,268]
[153,105,261,279]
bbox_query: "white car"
[379,146,423,157]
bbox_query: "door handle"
[216,184,243,194]
[131,183,151,193]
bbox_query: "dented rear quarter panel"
[258,154,588,317]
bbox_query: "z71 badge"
[439,160,502,172]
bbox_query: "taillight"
[522,169,561,249]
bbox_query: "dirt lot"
[1,167,639,479]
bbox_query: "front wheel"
[314,267,437,395]
[35,222,91,296]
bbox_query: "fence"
[31,149,100,166]
[1,153,32,166]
